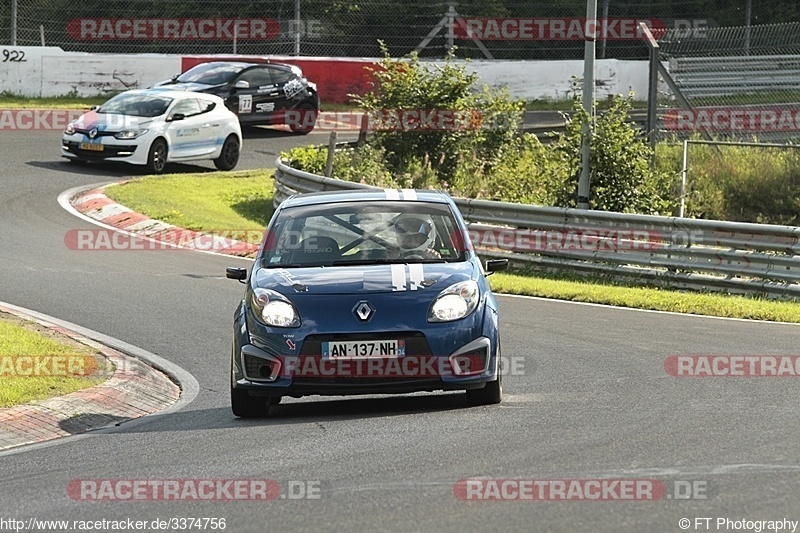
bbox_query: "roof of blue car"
[280,189,453,208]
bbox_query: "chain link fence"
[657,22,800,141]
[3,1,800,59]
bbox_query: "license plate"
[322,340,405,359]
[79,142,104,152]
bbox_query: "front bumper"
[232,333,498,398]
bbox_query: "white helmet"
[393,216,435,253]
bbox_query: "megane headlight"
[65,123,76,135]
[114,129,148,140]
[428,280,480,323]
[250,288,301,328]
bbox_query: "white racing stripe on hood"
[384,189,400,200]
[408,264,424,290]
[401,189,417,201]
[391,264,406,291]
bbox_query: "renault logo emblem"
[353,301,375,322]
[88,128,98,139]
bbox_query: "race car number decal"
[283,79,306,99]
[238,94,252,114]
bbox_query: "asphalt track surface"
[1,126,800,533]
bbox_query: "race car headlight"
[64,123,76,135]
[114,129,148,140]
[250,288,301,328]
[428,280,480,323]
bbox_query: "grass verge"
[105,170,276,231]
[103,170,800,323]
[0,313,108,408]
[490,272,800,323]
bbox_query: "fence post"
[11,0,17,45]
[324,131,338,177]
[294,0,301,56]
[578,0,597,210]
[445,1,456,55]
[640,23,660,154]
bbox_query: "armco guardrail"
[274,157,800,298]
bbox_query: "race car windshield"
[260,201,469,268]
[177,63,242,85]
[97,94,173,117]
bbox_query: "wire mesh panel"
[4,1,800,59]
[658,23,800,142]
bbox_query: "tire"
[466,342,503,406]
[289,104,317,134]
[214,134,240,171]
[146,138,168,174]
[231,387,271,418]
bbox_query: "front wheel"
[214,135,240,171]
[289,104,317,134]
[466,342,503,406]
[146,138,168,174]
[231,388,271,418]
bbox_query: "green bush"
[351,43,525,183]
[655,140,800,224]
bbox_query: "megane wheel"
[146,138,168,174]
[214,135,240,171]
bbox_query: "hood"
[254,262,476,296]
[73,111,152,132]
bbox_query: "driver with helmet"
[387,216,441,260]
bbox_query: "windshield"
[260,201,468,268]
[97,93,173,117]
[176,63,243,85]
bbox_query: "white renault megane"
[62,88,242,173]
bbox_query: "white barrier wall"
[0,46,650,101]
[0,47,181,97]
[455,59,652,101]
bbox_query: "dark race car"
[226,189,509,418]
[153,61,320,133]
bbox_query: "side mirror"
[168,112,186,122]
[90,105,100,111]
[234,80,250,90]
[226,267,248,283]
[485,259,508,275]
[171,73,179,81]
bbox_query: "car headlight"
[250,288,301,328]
[114,129,148,140]
[428,280,480,323]
[64,123,76,135]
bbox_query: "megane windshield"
[176,63,243,85]
[97,93,173,117]
[261,201,468,268]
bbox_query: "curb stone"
[0,304,180,451]
[70,183,260,258]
